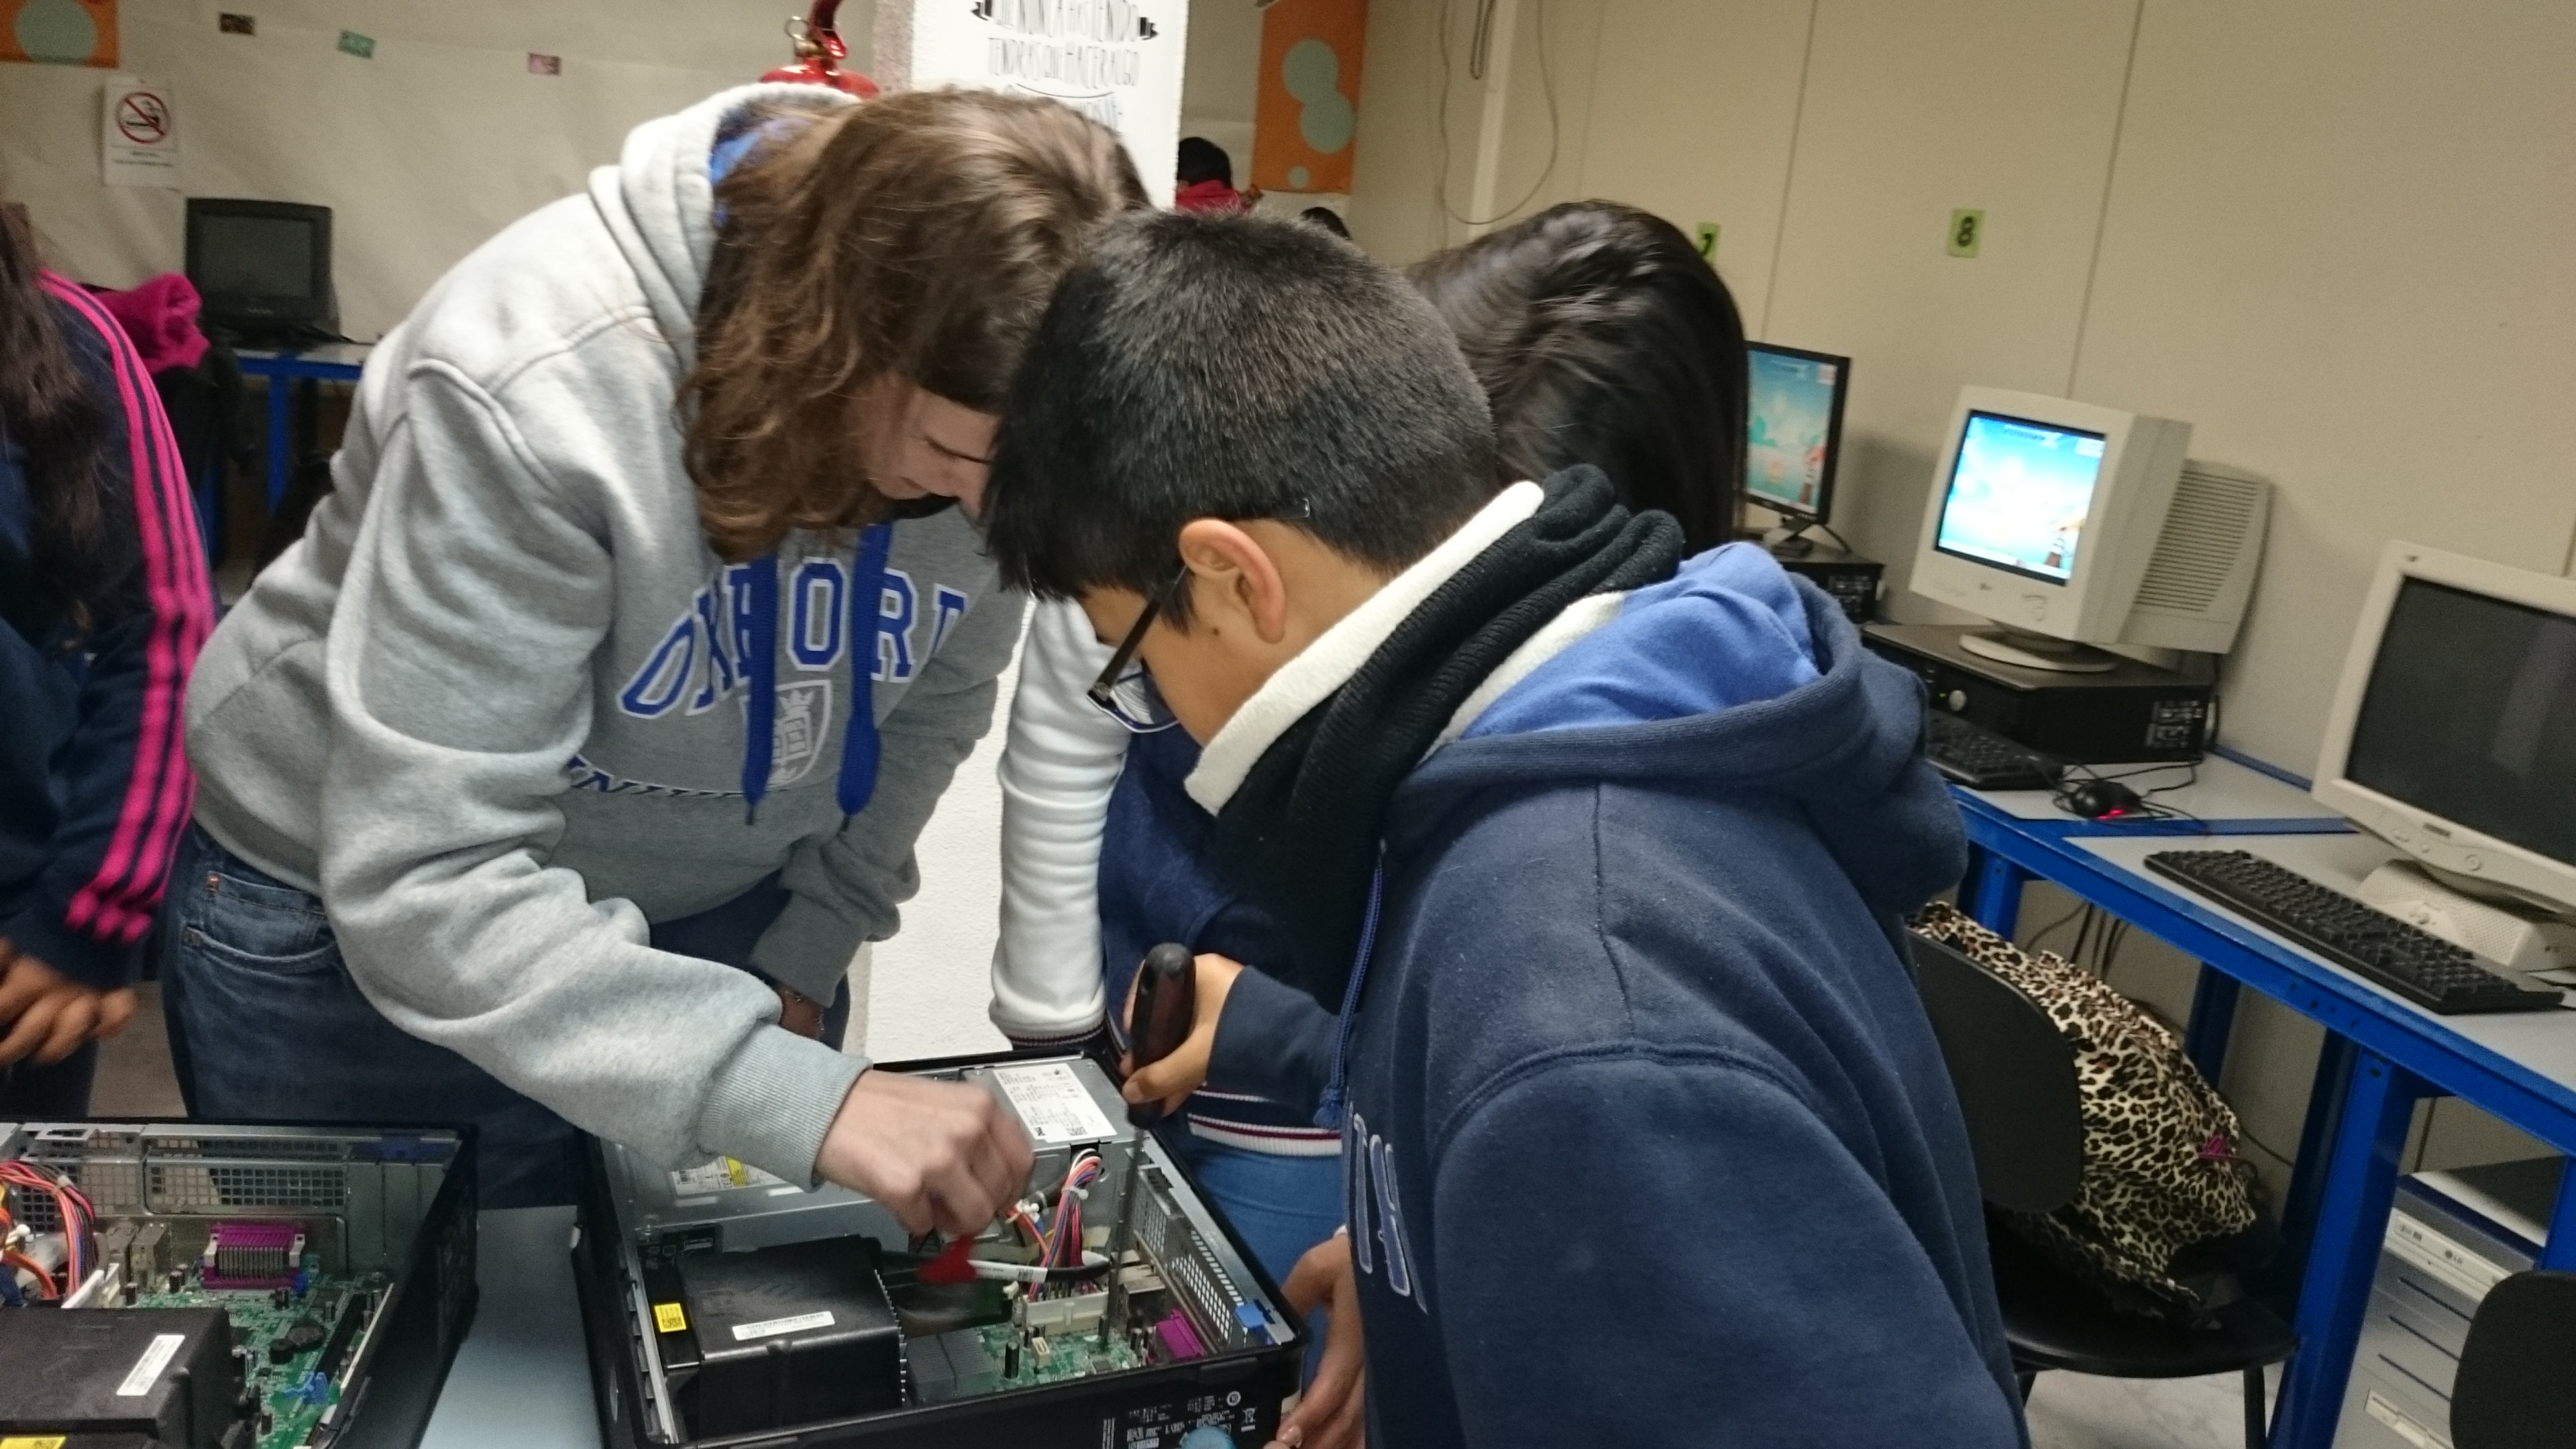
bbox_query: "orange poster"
[3,0,117,66]
[1251,0,1366,195]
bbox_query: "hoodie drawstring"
[739,523,892,824]
[838,523,892,818]
[739,555,781,821]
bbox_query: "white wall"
[1180,0,1259,186]
[1347,0,2576,1183]
[0,0,855,338]
[860,629,1021,1062]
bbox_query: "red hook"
[761,1,879,97]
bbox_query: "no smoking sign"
[102,75,180,187]
[115,88,170,144]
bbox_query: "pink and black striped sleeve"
[0,275,214,989]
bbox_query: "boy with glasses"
[983,211,2026,1447]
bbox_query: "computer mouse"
[2062,777,2145,820]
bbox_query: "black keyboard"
[2144,850,2565,1015]
[1925,712,2063,790]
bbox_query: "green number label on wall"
[1947,209,1984,258]
[1695,222,1720,263]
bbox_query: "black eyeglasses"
[1086,563,1191,733]
[1083,502,1312,735]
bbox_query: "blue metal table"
[1950,753,2576,1448]
[233,343,370,523]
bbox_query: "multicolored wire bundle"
[0,1159,99,1301]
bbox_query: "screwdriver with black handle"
[1105,942,1195,1342]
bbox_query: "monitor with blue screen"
[1932,411,2108,584]
[1744,342,1849,525]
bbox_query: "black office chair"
[2451,1269,2576,1449]
[1909,932,2296,1448]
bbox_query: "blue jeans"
[1173,1130,1342,1379]
[159,824,845,1208]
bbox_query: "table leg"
[2273,1034,2357,1289]
[2268,1050,2426,1449]
[2183,963,2241,1083]
[264,374,292,512]
[1959,845,2026,935]
[2541,1160,2576,1272]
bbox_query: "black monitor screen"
[1744,343,1847,521]
[197,213,317,300]
[2347,577,2576,868]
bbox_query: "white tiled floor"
[2028,1368,2275,1449]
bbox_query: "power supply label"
[731,1310,835,1342]
[115,1332,186,1395]
[667,1156,786,1197]
[653,1302,688,1333]
[991,1062,1117,1144]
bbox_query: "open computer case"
[572,1051,1303,1449]
[0,1119,477,1449]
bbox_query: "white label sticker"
[2364,1391,2447,1449]
[988,1062,1117,1145]
[731,1310,835,1342]
[668,1157,788,1197]
[2385,1210,2509,1302]
[116,1333,187,1395]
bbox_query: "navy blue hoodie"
[1,276,210,990]
[1330,545,2025,1447]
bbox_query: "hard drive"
[573,1053,1303,1448]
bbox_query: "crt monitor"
[1744,342,1849,533]
[185,198,334,341]
[1909,386,2270,670]
[2314,542,2576,920]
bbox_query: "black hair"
[1299,206,1351,239]
[0,203,115,637]
[985,211,1496,625]
[1408,201,1747,552]
[1175,136,1234,188]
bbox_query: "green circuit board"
[129,1272,382,1449]
[975,1321,1144,1387]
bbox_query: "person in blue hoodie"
[991,205,1752,1325]
[984,211,2028,1447]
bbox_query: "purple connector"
[201,1221,307,1289]
[1150,1311,1206,1362]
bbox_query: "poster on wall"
[1252,0,1366,196]
[101,74,178,187]
[3,0,117,66]
[888,0,1188,208]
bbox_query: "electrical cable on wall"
[1432,0,1562,230]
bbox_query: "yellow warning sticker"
[653,1301,688,1334]
[5,1437,72,1448]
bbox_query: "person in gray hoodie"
[166,85,1147,1212]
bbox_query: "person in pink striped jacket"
[0,206,213,1115]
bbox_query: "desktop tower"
[1864,623,2215,763]
[2332,1157,2561,1449]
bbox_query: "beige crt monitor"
[1909,388,2270,672]
[2313,544,2576,959]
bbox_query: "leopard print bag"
[1914,902,2259,1320]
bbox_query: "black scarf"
[1208,468,1684,1005]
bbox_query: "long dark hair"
[0,205,114,628]
[1409,201,1748,553]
